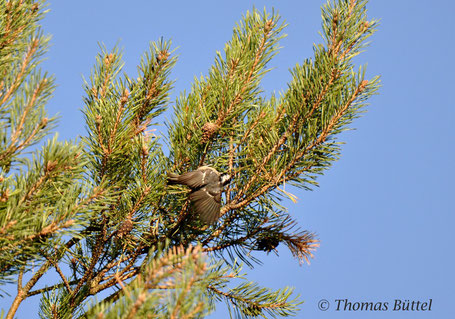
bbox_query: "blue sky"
[2,0,454,318]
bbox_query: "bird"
[167,166,231,225]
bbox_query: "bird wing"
[172,170,207,188]
[189,188,221,225]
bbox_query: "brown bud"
[120,88,130,104]
[104,53,114,66]
[360,21,370,33]
[0,190,9,202]
[359,79,369,91]
[46,160,58,172]
[157,50,170,62]
[332,12,339,30]
[264,19,273,33]
[142,144,149,156]
[95,115,102,126]
[40,117,48,129]
[31,3,39,13]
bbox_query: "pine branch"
[42,253,73,294]
[165,3,380,291]
[0,1,56,172]
[27,280,80,297]
[208,281,301,318]
[85,244,211,319]
[168,8,286,171]
[6,235,80,319]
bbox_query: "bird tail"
[167,172,181,184]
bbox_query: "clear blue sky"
[2,0,454,318]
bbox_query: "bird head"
[220,173,231,186]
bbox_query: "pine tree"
[0,0,379,318]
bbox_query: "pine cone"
[117,219,133,239]
[256,236,280,252]
[201,122,219,143]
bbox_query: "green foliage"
[0,0,380,318]
[0,0,97,288]
[208,263,302,319]
[0,0,57,172]
[84,244,212,319]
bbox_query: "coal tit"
[168,166,231,224]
